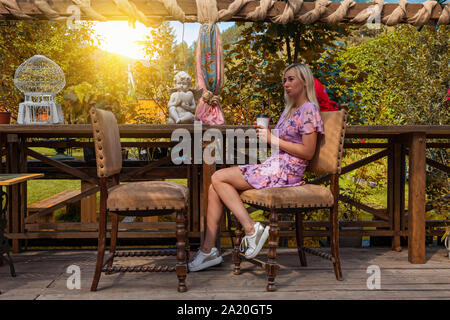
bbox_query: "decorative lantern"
[14,55,65,124]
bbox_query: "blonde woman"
[189,64,324,271]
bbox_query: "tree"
[0,20,100,121]
[220,22,351,125]
[133,22,195,124]
[327,24,449,126]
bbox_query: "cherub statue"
[167,71,202,124]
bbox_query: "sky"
[91,0,438,60]
[93,21,235,60]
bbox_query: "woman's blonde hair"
[283,64,319,116]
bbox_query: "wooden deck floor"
[1,247,449,300]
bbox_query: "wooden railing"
[0,124,449,264]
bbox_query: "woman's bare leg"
[202,184,224,253]
[210,167,255,235]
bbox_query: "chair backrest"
[307,109,347,175]
[89,107,122,178]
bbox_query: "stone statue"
[167,71,200,124]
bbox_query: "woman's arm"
[271,131,317,160]
[255,124,318,160]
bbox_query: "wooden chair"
[232,109,347,291]
[89,107,189,292]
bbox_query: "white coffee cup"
[256,114,270,128]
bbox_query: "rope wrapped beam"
[0,0,447,25]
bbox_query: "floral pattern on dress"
[239,102,324,189]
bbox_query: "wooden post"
[408,132,426,264]
[7,134,20,253]
[389,138,405,252]
[191,164,199,233]
[81,181,98,223]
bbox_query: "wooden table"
[0,124,449,265]
[0,173,43,276]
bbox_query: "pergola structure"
[0,0,449,268]
[0,0,448,26]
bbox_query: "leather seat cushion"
[107,181,189,211]
[240,184,334,209]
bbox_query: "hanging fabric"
[194,0,225,125]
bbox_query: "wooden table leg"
[81,181,98,223]
[408,132,426,264]
[7,134,21,253]
[389,138,405,252]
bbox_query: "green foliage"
[327,25,449,125]
[134,22,196,123]
[221,22,351,125]
[0,20,99,120]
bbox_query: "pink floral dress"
[239,102,324,189]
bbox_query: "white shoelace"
[239,236,249,253]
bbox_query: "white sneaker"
[240,222,270,259]
[188,247,223,272]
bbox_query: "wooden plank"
[426,157,450,174]
[6,231,179,239]
[81,181,97,223]
[392,142,403,251]
[339,194,389,221]
[25,141,177,148]
[23,220,394,232]
[28,190,81,211]
[0,124,449,138]
[7,134,20,253]
[0,173,44,186]
[20,139,27,232]
[192,164,199,233]
[26,148,98,185]
[25,221,176,231]
[343,143,389,149]
[310,148,390,185]
[408,132,426,264]
[25,187,99,223]
[142,216,159,230]
[120,156,171,181]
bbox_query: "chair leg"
[295,212,307,267]
[226,209,235,250]
[91,207,107,291]
[266,210,279,292]
[330,206,343,281]
[176,209,188,292]
[185,211,190,262]
[106,213,119,272]
[232,223,243,275]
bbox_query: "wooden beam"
[0,1,445,23]
[408,132,426,264]
[426,157,450,174]
[339,194,389,221]
[26,148,98,185]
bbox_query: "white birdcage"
[14,55,65,124]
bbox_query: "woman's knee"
[208,184,218,199]
[211,168,227,187]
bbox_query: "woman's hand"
[253,121,272,144]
